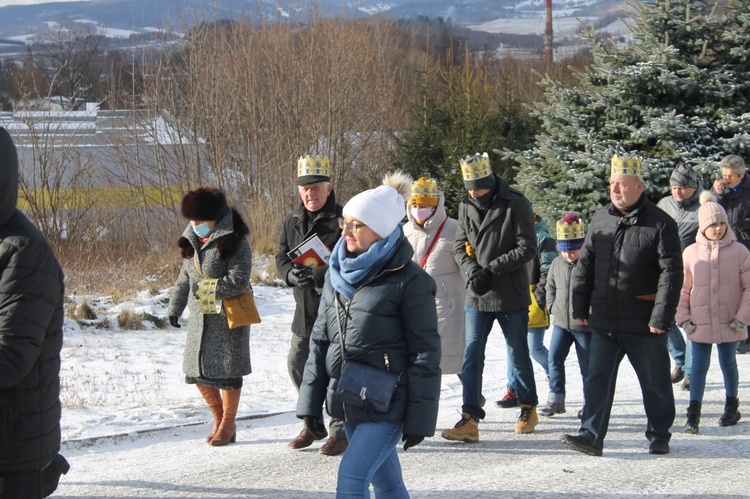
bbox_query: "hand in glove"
[730,319,746,332]
[681,320,697,334]
[168,315,181,328]
[288,266,314,290]
[303,416,328,440]
[468,267,493,296]
[191,281,200,299]
[402,434,425,451]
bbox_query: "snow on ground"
[56,282,750,497]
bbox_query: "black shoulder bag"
[333,296,404,418]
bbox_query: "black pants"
[0,469,42,499]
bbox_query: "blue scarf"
[329,226,403,300]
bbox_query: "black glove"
[402,434,425,451]
[468,268,493,296]
[191,281,200,299]
[303,416,328,440]
[169,315,181,328]
[288,266,315,290]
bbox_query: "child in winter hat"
[675,190,750,433]
[556,213,586,252]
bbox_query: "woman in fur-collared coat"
[168,186,253,447]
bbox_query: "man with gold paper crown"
[441,152,539,442]
[276,155,347,456]
[561,154,683,456]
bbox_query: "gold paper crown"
[556,219,586,241]
[297,155,331,178]
[459,153,492,181]
[610,154,643,177]
[409,177,439,206]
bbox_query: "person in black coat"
[0,128,68,498]
[297,173,441,497]
[275,155,347,455]
[562,155,682,457]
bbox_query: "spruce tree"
[510,0,750,222]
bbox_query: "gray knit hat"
[670,164,699,189]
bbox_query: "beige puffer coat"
[404,193,465,375]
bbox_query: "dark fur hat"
[181,186,228,221]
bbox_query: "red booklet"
[287,234,331,268]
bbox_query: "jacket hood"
[0,127,19,225]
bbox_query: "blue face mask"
[192,222,212,237]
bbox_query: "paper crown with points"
[409,177,439,206]
[556,213,586,241]
[295,155,331,185]
[460,153,492,181]
[610,154,643,177]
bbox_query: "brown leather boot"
[210,388,241,446]
[196,384,223,443]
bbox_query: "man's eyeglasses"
[338,218,367,234]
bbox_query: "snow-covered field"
[56,279,750,497]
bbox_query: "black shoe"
[649,439,670,454]
[560,434,602,456]
[495,387,519,408]
[737,339,750,355]
[42,453,70,498]
[577,408,584,419]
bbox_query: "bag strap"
[193,253,206,279]
[419,218,447,269]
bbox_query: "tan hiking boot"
[441,413,479,443]
[514,404,538,434]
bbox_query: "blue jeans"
[577,330,674,450]
[462,306,538,420]
[667,323,692,376]
[338,421,407,499]
[547,326,590,404]
[689,341,739,402]
[507,326,549,390]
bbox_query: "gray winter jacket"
[296,234,442,437]
[168,208,253,379]
[0,127,65,472]
[656,186,702,251]
[546,256,590,333]
[453,174,537,312]
[572,194,683,334]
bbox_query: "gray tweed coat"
[168,208,253,379]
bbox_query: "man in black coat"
[562,155,682,457]
[0,128,68,497]
[275,155,347,456]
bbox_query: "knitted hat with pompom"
[698,191,728,233]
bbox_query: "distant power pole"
[545,0,553,73]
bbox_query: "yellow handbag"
[223,290,262,328]
[528,285,549,328]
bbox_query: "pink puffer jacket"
[676,229,750,344]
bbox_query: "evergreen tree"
[510,0,750,222]
[391,46,538,217]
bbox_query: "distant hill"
[0,0,625,41]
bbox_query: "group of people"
[165,151,749,496]
[2,111,748,497]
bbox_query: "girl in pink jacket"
[676,191,750,434]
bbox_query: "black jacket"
[296,234,442,437]
[713,176,750,250]
[0,127,65,472]
[275,192,342,337]
[572,194,683,334]
[453,174,537,312]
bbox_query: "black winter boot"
[684,400,701,434]
[718,396,741,427]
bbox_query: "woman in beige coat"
[404,177,466,376]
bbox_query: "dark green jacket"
[296,234,442,437]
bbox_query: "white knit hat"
[343,172,411,239]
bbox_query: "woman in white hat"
[296,173,441,497]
